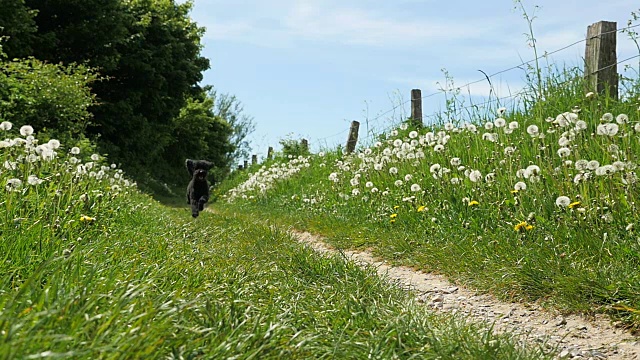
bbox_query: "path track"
[292,230,640,359]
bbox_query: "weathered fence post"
[267,146,273,160]
[585,21,617,99]
[346,120,360,154]
[238,164,243,170]
[243,160,248,169]
[301,139,309,153]
[251,154,257,165]
[410,89,423,128]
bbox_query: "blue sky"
[187,0,640,162]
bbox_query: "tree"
[209,88,255,167]
[158,91,234,186]
[0,0,36,59]
[22,0,210,180]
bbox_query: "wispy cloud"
[196,0,499,48]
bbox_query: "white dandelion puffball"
[514,181,527,191]
[20,125,34,137]
[526,125,539,136]
[555,196,571,207]
[468,170,482,182]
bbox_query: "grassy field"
[0,124,549,358]
[216,66,640,329]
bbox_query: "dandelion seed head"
[616,114,629,124]
[555,196,571,207]
[19,125,34,137]
[6,178,22,191]
[27,175,44,186]
[504,146,516,156]
[575,159,588,171]
[557,147,571,157]
[526,125,539,136]
[468,170,482,182]
[596,123,619,136]
[514,181,527,191]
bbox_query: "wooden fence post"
[243,160,248,169]
[585,21,617,99]
[410,89,423,128]
[267,146,273,160]
[346,121,360,154]
[301,139,309,153]
[251,154,257,165]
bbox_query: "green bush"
[0,56,98,145]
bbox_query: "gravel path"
[294,230,640,359]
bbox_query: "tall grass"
[0,122,549,358]
[218,63,640,327]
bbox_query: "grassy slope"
[1,192,550,359]
[215,69,640,328]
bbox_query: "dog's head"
[193,168,208,181]
[186,159,214,179]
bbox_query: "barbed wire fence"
[240,20,640,169]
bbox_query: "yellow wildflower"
[390,219,396,224]
[510,189,519,194]
[390,213,398,219]
[568,201,581,209]
[393,205,400,210]
[80,215,96,222]
[514,221,534,232]
[417,205,426,212]
[468,200,479,207]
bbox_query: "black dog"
[186,159,214,218]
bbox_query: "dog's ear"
[186,159,195,176]
[201,160,214,170]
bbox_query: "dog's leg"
[191,199,200,218]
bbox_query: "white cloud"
[195,0,498,48]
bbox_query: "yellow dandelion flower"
[390,213,398,219]
[468,200,479,206]
[514,221,534,232]
[568,201,581,209]
[390,219,396,224]
[80,215,96,222]
[393,205,400,210]
[510,189,519,194]
[417,205,426,212]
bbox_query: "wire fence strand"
[253,22,640,159]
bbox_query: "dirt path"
[293,230,640,359]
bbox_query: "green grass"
[217,64,640,328]
[0,123,550,358]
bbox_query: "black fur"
[186,159,214,218]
